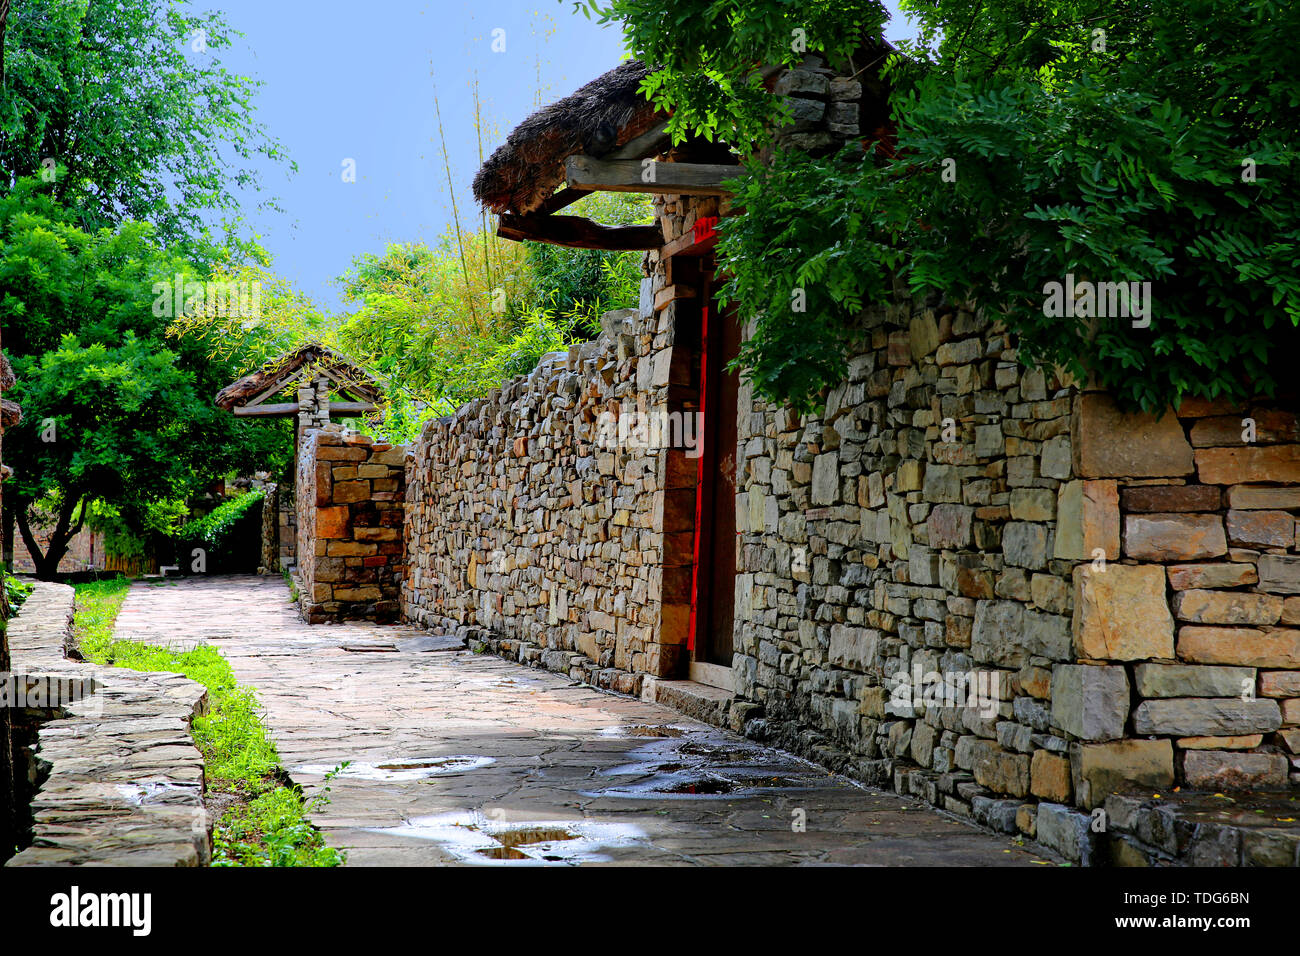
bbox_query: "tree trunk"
[14,495,84,581]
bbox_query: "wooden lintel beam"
[232,402,298,417]
[232,401,377,418]
[498,214,663,251]
[661,228,721,259]
[566,156,745,196]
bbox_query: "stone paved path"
[115,575,1051,866]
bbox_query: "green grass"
[73,576,343,867]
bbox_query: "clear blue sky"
[196,1,917,313]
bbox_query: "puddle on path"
[600,724,689,738]
[363,810,645,865]
[292,755,495,782]
[592,728,825,800]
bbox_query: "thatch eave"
[472,59,667,216]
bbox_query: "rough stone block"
[1225,484,1300,510]
[1173,589,1283,626]
[1195,445,1300,485]
[1120,484,1221,513]
[1124,513,1226,561]
[1258,555,1300,594]
[1166,563,1257,590]
[1070,739,1175,810]
[1073,564,1174,661]
[1178,627,1300,668]
[1054,480,1120,560]
[1133,664,1255,698]
[1132,698,1281,736]
[1036,802,1097,864]
[1004,521,1051,569]
[1226,509,1295,549]
[1030,750,1072,802]
[1051,665,1129,741]
[1073,392,1194,478]
[829,625,878,671]
[1260,671,1300,697]
[928,504,973,549]
[1183,750,1290,789]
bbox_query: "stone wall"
[295,425,406,623]
[729,295,1300,860]
[403,301,698,685]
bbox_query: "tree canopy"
[593,0,1300,412]
[0,0,292,249]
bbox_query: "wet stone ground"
[114,575,1052,866]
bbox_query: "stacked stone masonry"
[295,425,406,623]
[395,54,1300,863]
[731,298,1300,859]
[403,301,683,686]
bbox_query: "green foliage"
[213,786,345,867]
[4,575,34,615]
[582,0,887,147]
[73,579,339,867]
[525,192,652,321]
[603,0,1300,412]
[178,491,266,551]
[0,181,290,577]
[0,0,293,248]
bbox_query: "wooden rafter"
[498,214,663,251]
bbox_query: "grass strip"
[73,576,343,866]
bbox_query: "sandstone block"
[1225,484,1300,510]
[1054,480,1120,560]
[1258,555,1300,594]
[1183,750,1290,789]
[1176,735,1263,749]
[1120,484,1221,513]
[1070,739,1175,810]
[1173,589,1283,626]
[1178,627,1300,667]
[928,504,973,549]
[1166,563,1257,590]
[969,740,1030,797]
[316,506,350,539]
[1030,750,1072,802]
[1124,513,1226,561]
[1195,445,1300,485]
[1226,509,1294,549]
[1260,671,1300,697]
[1073,392,1194,478]
[1073,564,1174,660]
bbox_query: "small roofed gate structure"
[215,345,382,572]
[435,53,883,695]
[469,58,745,691]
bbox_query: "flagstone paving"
[114,574,1052,866]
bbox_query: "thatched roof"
[215,344,381,411]
[473,59,665,216]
